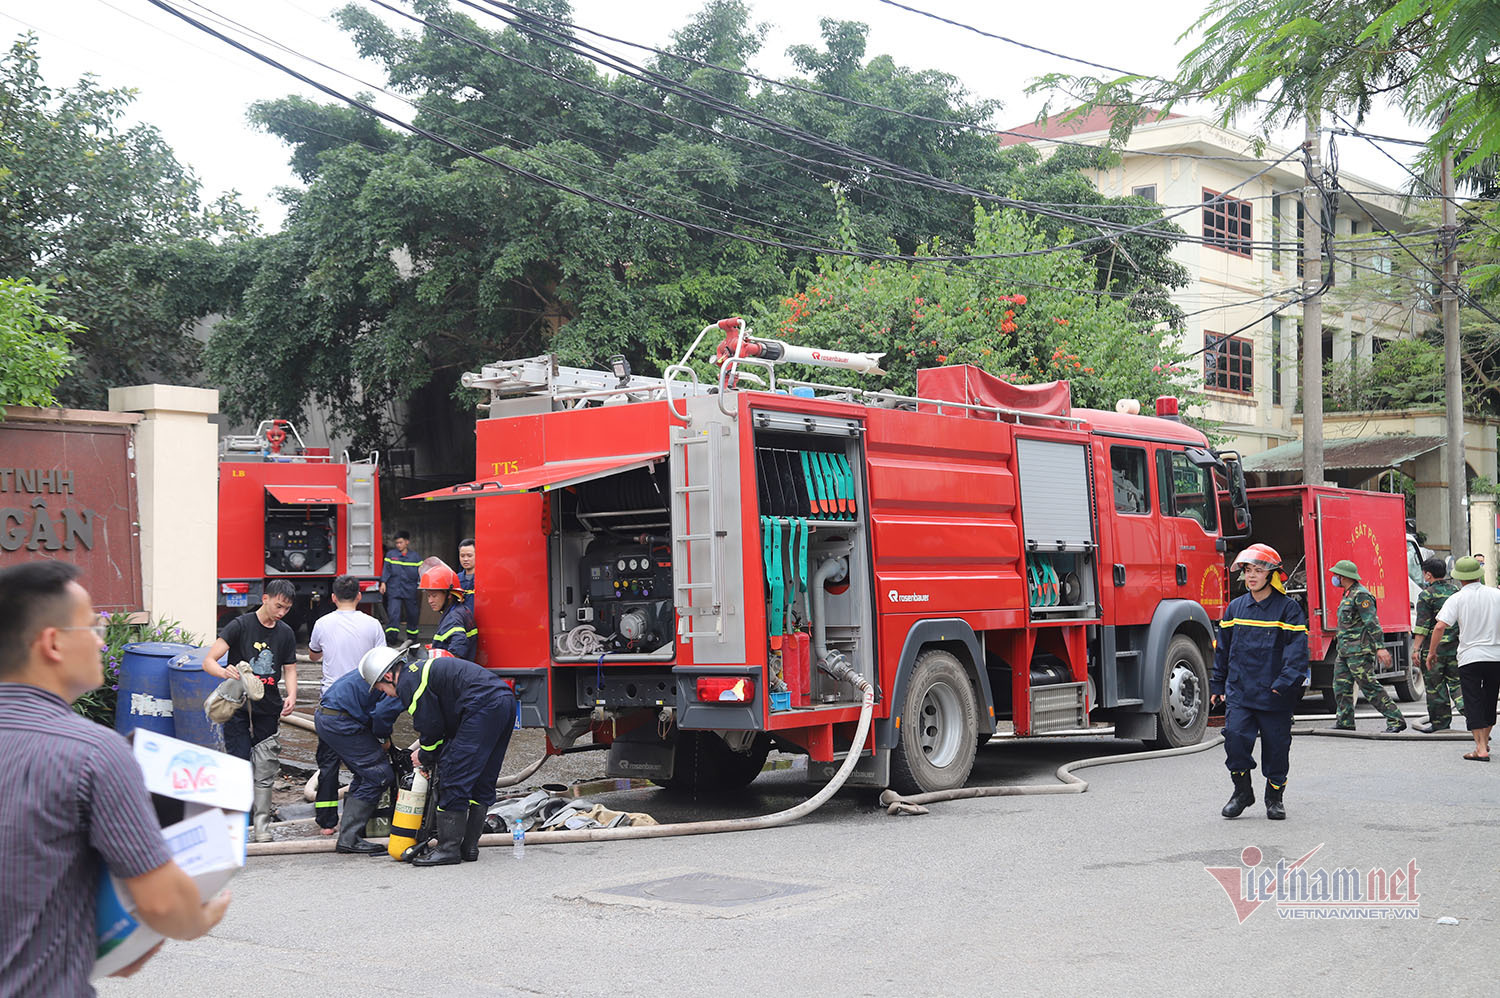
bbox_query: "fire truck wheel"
[1150,635,1209,749]
[657,732,772,795]
[890,650,979,795]
[1392,660,1425,702]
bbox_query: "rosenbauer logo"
[1206,844,1419,923]
[887,589,930,603]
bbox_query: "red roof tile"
[999,107,1178,146]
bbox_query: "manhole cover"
[601,872,814,909]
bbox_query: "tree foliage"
[0,35,257,408]
[0,277,77,410]
[208,0,1190,455]
[759,193,1199,412]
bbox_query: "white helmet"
[359,645,405,688]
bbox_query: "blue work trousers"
[385,595,420,641]
[1223,702,1294,784]
[314,712,395,806]
[434,691,517,812]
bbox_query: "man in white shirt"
[308,575,388,833]
[1430,556,1500,762]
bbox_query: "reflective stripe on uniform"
[1219,618,1308,632]
[434,625,466,641]
[421,739,444,752]
[314,800,339,809]
[385,558,423,567]
[407,655,436,715]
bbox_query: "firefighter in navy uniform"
[380,531,422,645]
[421,564,476,660]
[1210,544,1309,821]
[364,647,516,866]
[314,667,405,855]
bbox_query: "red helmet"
[1230,543,1282,572]
[419,564,462,594]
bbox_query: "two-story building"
[1003,109,1430,455]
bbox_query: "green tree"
[208,0,1190,458]
[0,277,77,409]
[0,34,257,408]
[759,194,1199,412]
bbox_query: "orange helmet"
[1230,543,1282,572]
[419,564,462,595]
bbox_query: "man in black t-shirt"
[204,579,299,842]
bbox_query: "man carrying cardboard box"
[0,562,231,995]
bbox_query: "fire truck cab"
[421,323,1253,795]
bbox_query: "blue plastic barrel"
[168,647,224,751]
[116,642,194,737]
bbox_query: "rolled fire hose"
[246,671,876,856]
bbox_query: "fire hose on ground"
[252,699,1466,850]
[246,668,874,857]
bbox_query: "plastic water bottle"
[511,817,525,860]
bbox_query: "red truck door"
[1156,447,1222,603]
[1105,441,1161,621]
[1315,490,1407,632]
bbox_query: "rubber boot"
[461,805,487,863]
[411,808,465,867]
[1265,780,1286,820]
[336,798,387,855]
[1221,771,1255,818]
[250,736,280,844]
[251,785,274,843]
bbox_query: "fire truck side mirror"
[1218,451,1252,535]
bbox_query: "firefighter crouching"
[1211,545,1309,821]
[315,666,405,855]
[361,646,517,866]
[1329,559,1407,733]
[422,565,476,660]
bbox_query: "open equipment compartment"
[548,461,677,664]
[749,407,874,711]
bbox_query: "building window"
[1111,445,1150,514]
[1204,332,1253,394]
[1202,189,1252,256]
[1131,184,1157,203]
[1271,194,1282,272]
[1271,316,1282,406]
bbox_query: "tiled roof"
[1000,107,1179,146]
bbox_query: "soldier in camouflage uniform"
[1329,559,1407,733]
[1412,557,1464,732]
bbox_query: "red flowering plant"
[757,199,1199,411]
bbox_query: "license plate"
[225,594,248,607]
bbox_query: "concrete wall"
[1470,497,1497,585]
[109,385,220,640]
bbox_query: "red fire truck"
[217,420,382,631]
[410,320,1267,795]
[1232,485,1418,711]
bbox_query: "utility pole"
[1302,112,1325,486]
[1441,142,1466,558]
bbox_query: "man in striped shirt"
[0,562,230,995]
[1210,544,1310,821]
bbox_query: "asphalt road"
[99,714,1498,997]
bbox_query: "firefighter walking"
[363,647,516,866]
[1211,545,1309,821]
[421,564,476,660]
[1328,559,1407,733]
[380,530,422,645]
[1412,557,1465,732]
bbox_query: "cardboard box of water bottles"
[92,730,251,979]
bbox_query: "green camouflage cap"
[1453,556,1484,581]
[1330,559,1361,581]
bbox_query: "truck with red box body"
[1232,485,1419,711]
[413,321,1267,795]
[216,420,381,631]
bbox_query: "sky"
[5,0,1430,233]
